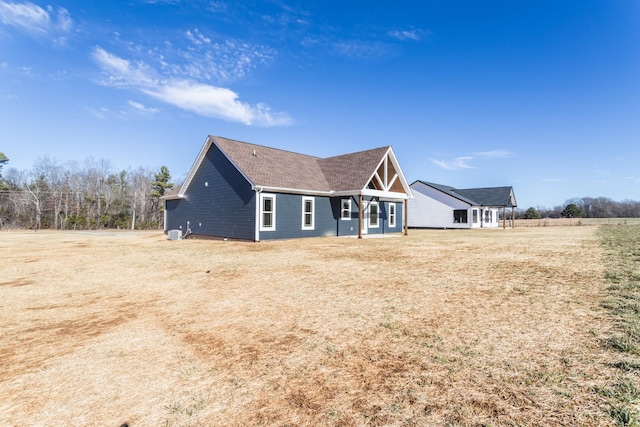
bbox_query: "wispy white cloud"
[185,28,211,46]
[331,39,393,60]
[206,2,228,14]
[473,150,514,158]
[91,47,156,88]
[0,1,72,45]
[91,46,292,126]
[140,0,181,4]
[87,106,111,120]
[128,100,160,115]
[388,29,423,41]
[626,176,640,183]
[144,80,291,126]
[430,156,475,170]
[168,30,275,83]
[430,149,515,170]
[300,33,396,61]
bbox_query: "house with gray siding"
[408,180,517,229]
[162,136,412,241]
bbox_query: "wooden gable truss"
[357,149,412,239]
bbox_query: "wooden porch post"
[404,199,408,235]
[358,194,363,239]
[503,207,506,229]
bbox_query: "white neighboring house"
[408,181,517,229]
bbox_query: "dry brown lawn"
[0,227,619,426]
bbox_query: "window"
[369,201,379,228]
[302,196,315,230]
[389,203,396,227]
[473,209,478,223]
[341,198,351,220]
[260,194,276,231]
[484,209,492,223]
[453,209,468,223]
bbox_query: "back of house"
[162,136,413,241]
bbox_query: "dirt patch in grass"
[0,227,619,426]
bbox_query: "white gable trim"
[363,147,413,198]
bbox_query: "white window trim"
[260,193,276,231]
[341,198,351,221]
[301,196,315,230]
[453,209,468,224]
[389,202,396,227]
[369,201,380,228]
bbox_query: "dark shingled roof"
[414,180,517,207]
[456,186,516,207]
[319,146,391,192]
[214,136,391,193]
[214,136,331,191]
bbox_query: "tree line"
[0,152,175,230]
[520,197,640,220]
[2,151,638,229]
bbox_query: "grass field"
[1,226,638,426]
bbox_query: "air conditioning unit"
[167,229,181,240]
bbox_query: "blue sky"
[1,0,639,209]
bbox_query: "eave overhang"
[253,186,409,200]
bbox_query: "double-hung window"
[341,198,351,220]
[302,196,315,230]
[389,203,396,227]
[260,194,276,231]
[369,201,379,228]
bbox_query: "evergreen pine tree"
[151,165,174,198]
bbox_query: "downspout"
[163,199,167,232]
[358,193,363,239]
[254,187,262,242]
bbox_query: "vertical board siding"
[165,144,256,240]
